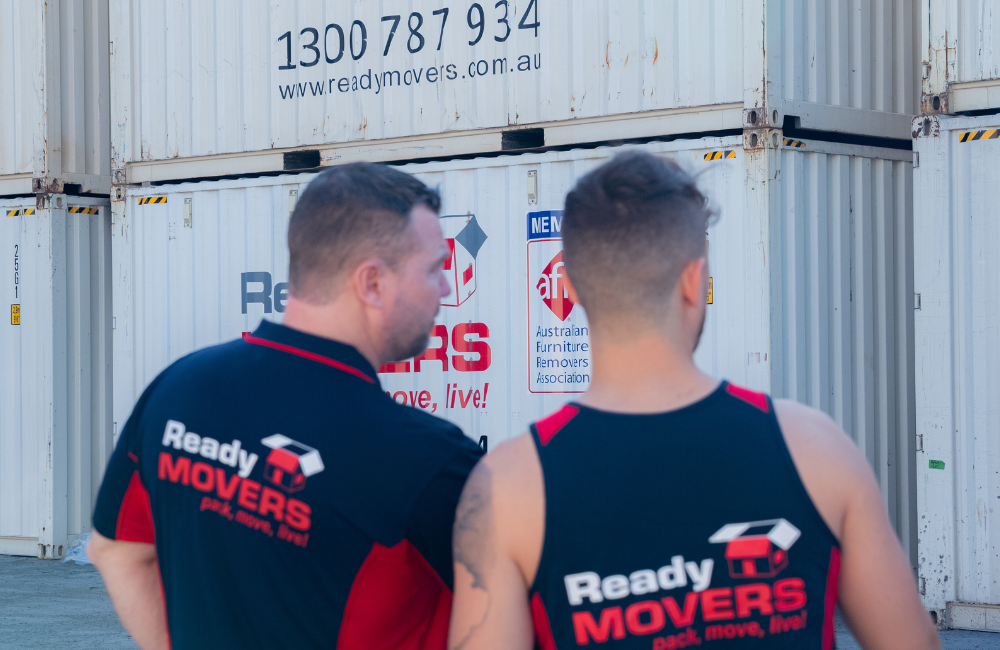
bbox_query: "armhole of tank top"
[765,397,841,548]
[527,425,552,596]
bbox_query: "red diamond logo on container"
[709,519,801,579]
[261,434,324,494]
[536,250,574,321]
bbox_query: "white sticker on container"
[526,210,590,394]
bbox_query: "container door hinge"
[289,190,298,214]
[915,293,922,310]
[112,317,116,330]
[183,198,192,227]
[920,576,926,596]
[913,152,920,168]
[917,434,923,452]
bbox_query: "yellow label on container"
[707,278,714,304]
[11,304,20,325]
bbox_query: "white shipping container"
[110,0,917,183]
[0,0,112,196]
[923,0,1000,113]
[914,114,1000,630]
[112,136,916,557]
[0,195,112,559]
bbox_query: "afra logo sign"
[261,434,324,494]
[440,215,488,307]
[709,519,801,579]
[536,250,574,321]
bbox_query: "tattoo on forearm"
[451,462,495,649]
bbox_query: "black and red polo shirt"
[93,320,483,649]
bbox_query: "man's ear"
[679,257,707,307]
[353,260,390,308]
[563,270,581,305]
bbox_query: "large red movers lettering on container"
[241,272,491,375]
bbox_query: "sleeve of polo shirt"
[92,378,163,544]
[405,442,484,590]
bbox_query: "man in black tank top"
[448,152,939,650]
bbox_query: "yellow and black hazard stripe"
[68,206,99,214]
[703,150,736,161]
[6,208,36,216]
[959,129,1000,142]
[5,209,20,217]
[783,138,806,148]
[138,196,167,205]
[23,208,35,215]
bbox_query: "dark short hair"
[288,163,441,302]
[562,151,711,322]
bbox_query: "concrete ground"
[2,555,1000,649]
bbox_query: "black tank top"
[528,382,841,650]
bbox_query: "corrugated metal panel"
[914,114,1000,622]
[775,147,916,562]
[924,0,1000,112]
[0,0,111,193]
[109,0,914,166]
[778,0,916,114]
[0,195,112,558]
[113,137,914,550]
[956,1,1000,83]
[926,0,1000,84]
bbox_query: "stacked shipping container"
[914,0,1000,629]
[106,0,921,563]
[0,0,113,559]
[0,0,925,571]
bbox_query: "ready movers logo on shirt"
[158,420,314,548]
[561,520,807,648]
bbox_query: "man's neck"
[578,329,718,414]
[280,296,383,370]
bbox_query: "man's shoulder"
[773,399,876,540]
[150,338,252,387]
[378,400,482,456]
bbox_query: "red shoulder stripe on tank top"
[535,405,580,446]
[725,383,770,413]
[531,593,558,650]
[822,546,842,650]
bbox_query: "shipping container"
[0,0,112,196]
[112,135,916,559]
[109,0,917,184]
[914,114,1000,630]
[922,0,1000,114]
[0,195,112,559]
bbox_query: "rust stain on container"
[653,38,659,65]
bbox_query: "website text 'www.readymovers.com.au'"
[278,54,542,100]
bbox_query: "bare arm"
[774,400,940,650]
[449,436,544,650]
[88,531,169,650]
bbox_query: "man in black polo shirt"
[89,163,484,650]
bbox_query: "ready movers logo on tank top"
[157,420,315,549]
[527,210,591,394]
[561,519,807,648]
